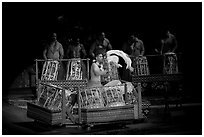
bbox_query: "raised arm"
[43,47,47,60]
[160,39,164,55]
[81,44,87,59]
[89,42,96,58]
[172,37,178,53]
[59,44,64,59]
[107,39,112,51]
[140,41,145,56]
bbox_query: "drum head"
[165,52,175,55]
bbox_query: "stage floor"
[2,99,202,135]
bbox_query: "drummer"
[89,32,112,59]
[65,37,87,79]
[160,30,178,54]
[122,33,145,81]
[43,32,65,80]
[43,33,64,60]
[160,30,178,74]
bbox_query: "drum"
[80,87,104,109]
[163,52,178,74]
[66,59,82,80]
[132,56,150,76]
[102,85,125,107]
[41,61,59,81]
[38,83,62,110]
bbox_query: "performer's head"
[50,33,57,41]
[130,33,137,42]
[95,49,104,63]
[76,38,80,44]
[166,30,174,38]
[166,30,170,36]
[99,32,106,40]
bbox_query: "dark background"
[2,2,202,97]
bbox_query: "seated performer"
[65,50,107,123]
[87,49,108,88]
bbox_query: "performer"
[65,50,107,123]
[87,49,108,87]
[89,32,112,58]
[66,38,87,59]
[43,33,64,60]
[160,30,178,54]
[66,38,87,80]
[157,30,178,74]
[42,33,65,80]
[122,33,145,57]
[122,33,145,81]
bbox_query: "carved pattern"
[41,61,59,81]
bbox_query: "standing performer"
[66,38,87,59]
[89,32,112,58]
[66,38,87,80]
[43,33,64,60]
[42,33,65,80]
[160,30,178,74]
[161,30,178,54]
[122,33,146,81]
[123,33,145,56]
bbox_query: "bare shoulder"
[104,38,110,43]
[92,63,97,67]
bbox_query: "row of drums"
[40,53,179,81]
[37,81,136,110]
[131,52,178,76]
[41,59,84,81]
[78,81,135,109]
[39,53,178,109]
[132,52,178,76]
[79,85,126,108]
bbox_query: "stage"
[2,95,202,135]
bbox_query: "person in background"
[43,33,65,80]
[123,33,145,57]
[122,33,145,81]
[43,33,64,60]
[89,32,112,59]
[160,30,178,54]
[66,38,87,59]
[65,37,87,79]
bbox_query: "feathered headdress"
[106,50,134,71]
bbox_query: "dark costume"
[122,38,146,81]
[89,38,112,58]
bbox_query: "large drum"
[132,56,150,76]
[102,85,125,107]
[80,87,104,109]
[37,83,62,110]
[163,52,178,74]
[66,59,83,80]
[41,61,59,81]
